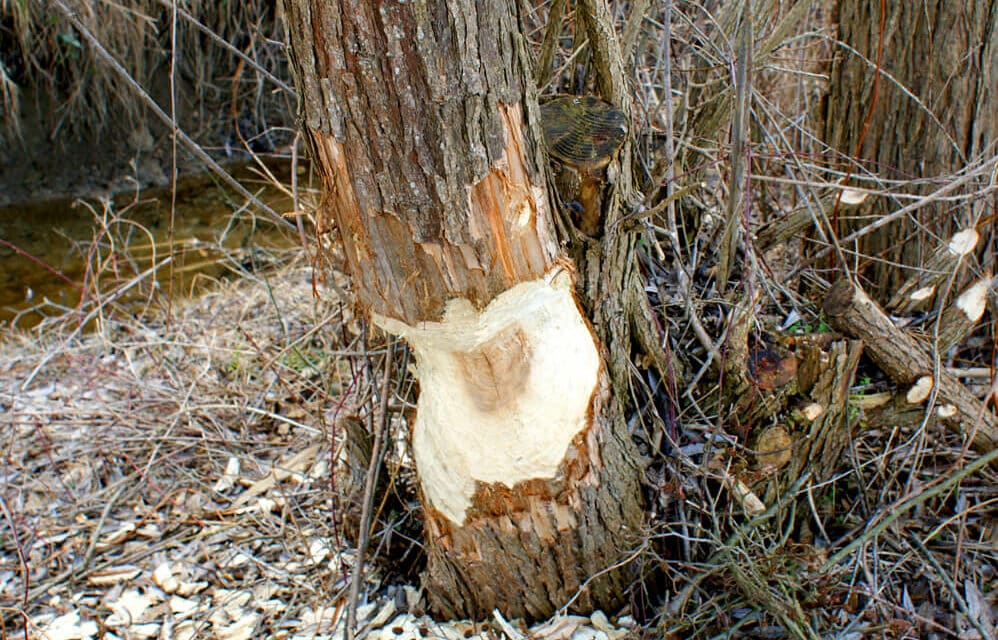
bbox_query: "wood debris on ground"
[0,261,638,640]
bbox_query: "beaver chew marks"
[456,326,532,413]
[375,268,600,524]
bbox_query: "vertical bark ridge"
[825,1,997,297]
[422,375,642,620]
[282,0,645,622]
[284,0,557,323]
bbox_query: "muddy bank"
[0,83,295,207]
[0,0,294,206]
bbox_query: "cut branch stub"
[823,278,998,452]
[933,275,994,353]
[541,95,628,235]
[748,344,798,390]
[786,339,862,485]
[886,228,980,314]
[541,96,628,172]
[755,425,793,470]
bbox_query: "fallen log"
[823,278,997,453]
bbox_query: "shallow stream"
[0,163,303,328]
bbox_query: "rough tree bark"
[281,0,643,621]
[824,0,997,299]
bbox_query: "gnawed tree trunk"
[281,0,643,621]
[824,0,997,299]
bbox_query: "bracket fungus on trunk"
[540,95,627,235]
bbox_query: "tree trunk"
[281,0,643,621]
[824,0,997,299]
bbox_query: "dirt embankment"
[2,88,171,207]
[0,79,293,207]
[0,0,293,207]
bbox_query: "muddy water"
[0,164,303,328]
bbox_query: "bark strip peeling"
[283,0,558,323]
[310,103,557,323]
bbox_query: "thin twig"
[716,0,751,292]
[345,345,395,639]
[534,0,566,89]
[50,0,292,232]
[0,494,30,640]
[21,256,175,390]
[150,0,296,95]
[824,448,998,568]
[907,532,995,640]
[811,153,998,262]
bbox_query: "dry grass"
[0,0,290,146]
[1,260,348,637]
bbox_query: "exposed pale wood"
[932,275,993,354]
[823,279,998,452]
[886,229,980,314]
[863,393,941,433]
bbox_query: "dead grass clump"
[0,0,290,147]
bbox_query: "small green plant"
[786,316,831,334]
[847,403,861,423]
[282,347,323,373]
[56,30,82,59]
